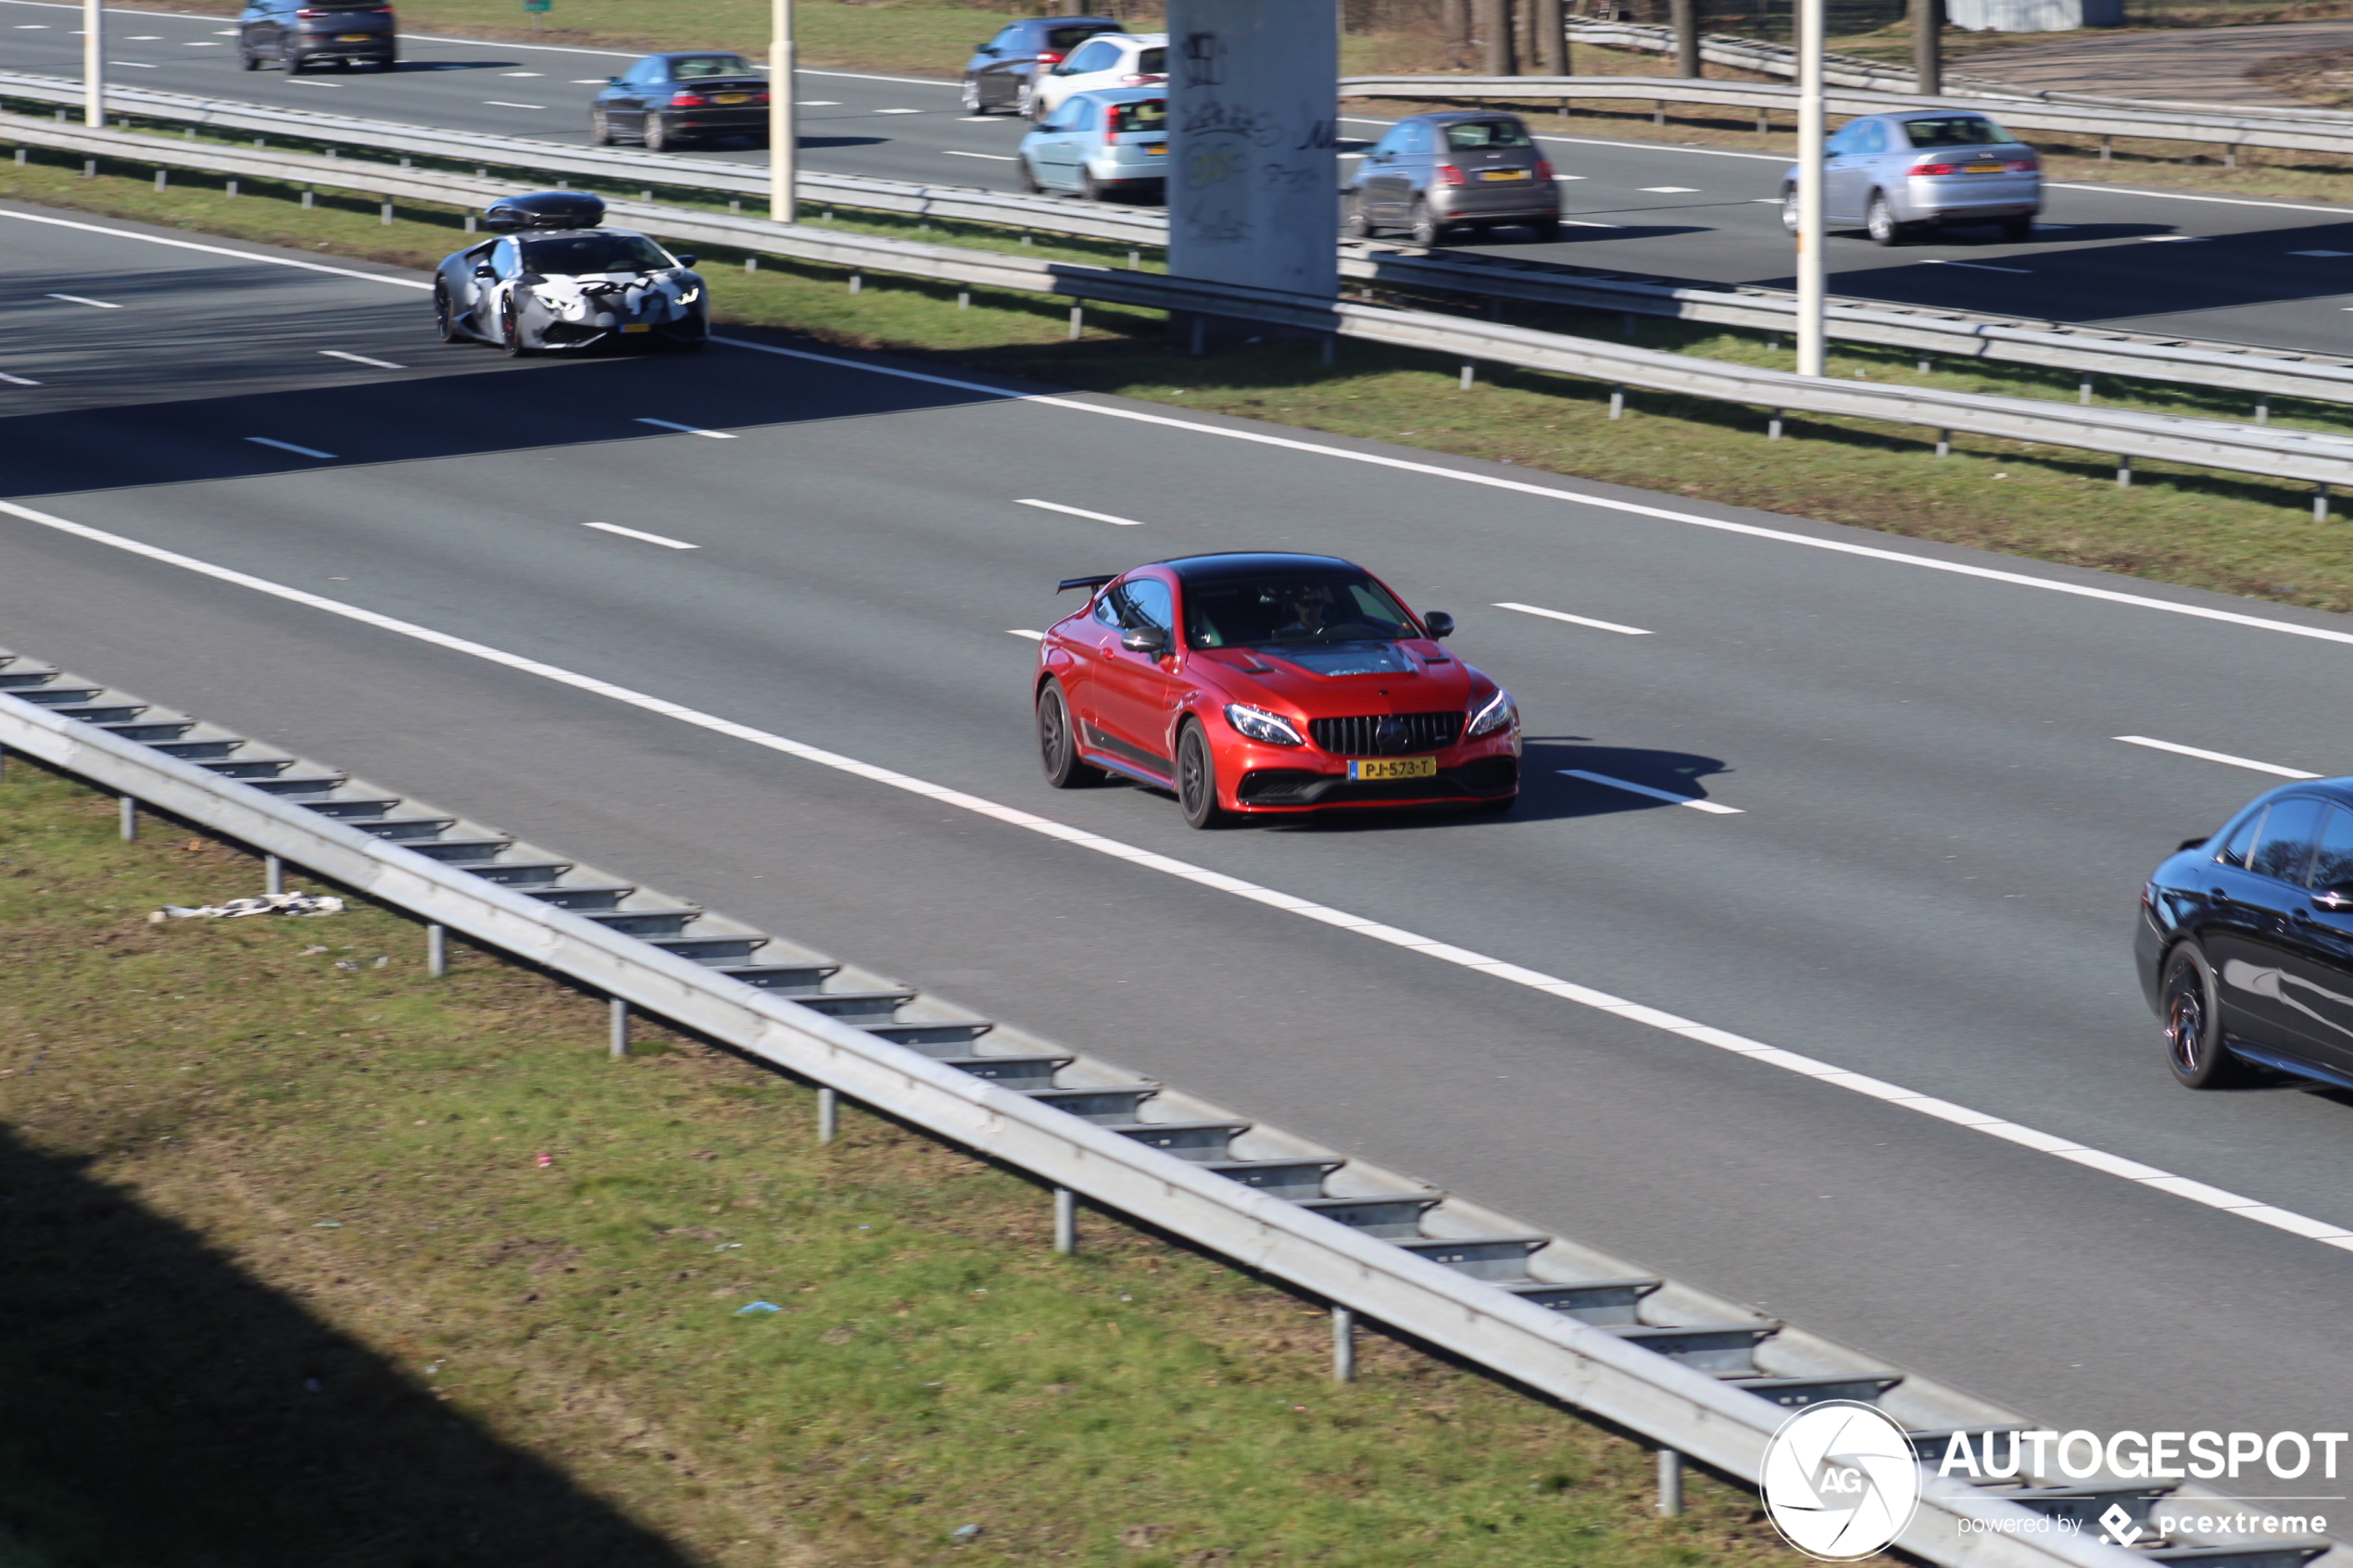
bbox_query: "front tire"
[1176,722,1224,830]
[284,53,306,74]
[1080,168,1105,202]
[644,114,673,152]
[2163,945,2248,1088]
[1037,680,1104,789]
[590,107,614,145]
[499,300,533,358]
[1407,199,1441,248]
[238,44,259,69]
[1780,185,1800,234]
[1018,156,1045,195]
[1867,192,1906,246]
[1340,195,1372,239]
[434,283,464,343]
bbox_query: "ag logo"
[1761,1400,1922,1562]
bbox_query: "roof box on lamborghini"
[482,192,606,232]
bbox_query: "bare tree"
[1482,0,1517,74]
[1913,0,1943,95]
[1533,0,1566,73]
[1442,0,1471,44]
[1671,0,1701,76]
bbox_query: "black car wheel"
[284,53,305,73]
[1340,195,1372,239]
[238,44,259,69]
[644,114,674,152]
[1037,680,1104,789]
[1079,168,1105,202]
[1407,199,1441,248]
[590,107,613,145]
[1176,722,1224,830]
[2163,945,2248,1088]
[499,302,533,358]
[434,282,465,344]
[2000,215,2034,243]
[1526,217,1562,244]
[1018,156,1045,195]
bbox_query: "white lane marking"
[245,436,335,458]
[1561,219,1624,229]
[1494,600,1651,636]
[568,78,607,84]
[1554,174,1586,181]
[6,492,2346,1257]
[11,207,2351,664]
[483,100,543,109]
[321,349,406,370]
[635,417,736,439]
[0,370,42,385]
[46,293,120,308]
[287,79,341,87]
[2292,249,2353,257]
[944,149,1015,161]
[13,22,47,25]
[1017,497,1145,527]
[183,40,220,45]
[874,107,923,114]
[710,334,2353,655]
[124,32,159,37]
[501,70,542,76]
[0,210,434,289]
[108,57,157,66]
[803,67,956,86]
[1007,628,1046,640]
[2144,234,2208,243]
[2114,734,2322,780]
[585,521,698,550]
[1923,259,2032,274]
[958,115,997,121]
[1639,185,1698,193]
[800,100,842,106]
[1562,769,1743,813]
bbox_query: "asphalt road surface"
[16,0,2353,357]
[10,200,2353,1517]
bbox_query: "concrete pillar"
[1166,0,1339,305]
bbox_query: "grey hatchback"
[1780,111,2041,245]
[1344,113,1561,246]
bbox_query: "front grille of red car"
[1308,712,1463,756]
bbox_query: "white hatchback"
[1030,31,1166,119]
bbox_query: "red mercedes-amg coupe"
[1033,552,1520,827]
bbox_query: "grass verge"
[0,751,1796,1568]
[12,150,2353,615]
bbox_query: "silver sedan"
[1780,111,2041,246]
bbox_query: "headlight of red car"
[1466,688,1516,738]
[1225,703,1305,746]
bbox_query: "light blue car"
[1015,86,1167,202]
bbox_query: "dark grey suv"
[1344,113,1561,246]
[961,16,1121,117]
[237,0,396,73]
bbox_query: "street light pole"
[1795,0,1825,376]
[83,0,104,128]
[769,0,796,223]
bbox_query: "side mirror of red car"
[1119,626,1169,655]
[1422,611,1455,639]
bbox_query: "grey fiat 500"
[1781,111,2041,245]
[1344,112,1561,246]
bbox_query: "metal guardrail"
[13,108,2353,501]
[0,70,1164,246]
[17,71,2353,416]
[1339,70,2353,158]
[0,646,2289,1568]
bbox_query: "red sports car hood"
[1192,641,1480,714]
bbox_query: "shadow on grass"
[0,1127,692,1568]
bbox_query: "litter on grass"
[150,891,344,922]
[735,1300,782,1315]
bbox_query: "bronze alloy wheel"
[1176,722,1222,830]
[2163,945,2246,1088]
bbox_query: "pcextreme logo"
[1761,1400,1923,1562]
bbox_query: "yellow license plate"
[337,32,371,40]
[1478,169,1530,182]
[1965,163,2004,173]
[714,93,749,104]
[621,323,651,333]
[1145,144,1168,155]
[1348,756,1437,781]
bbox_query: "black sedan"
[2138,778,2353,1090]
[592,53,770,151]
[433,194,707,355]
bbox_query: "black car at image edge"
[2139,777,2353,1091]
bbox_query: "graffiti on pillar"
[1176,31,1271,245]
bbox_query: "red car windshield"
[1184,572,1419,648]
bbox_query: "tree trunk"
[1913,0,1943,96]
[1482,0,1518,76]
[1533,0,1567,74]
[1671,0,1701,76]
[1442,0,1471,45]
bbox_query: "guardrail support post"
[1331,1305,1357,1382]
[154,169,166,192]
[0,743,7,784]
[1918,356,1931,374]
[2316,483,2332,522]
[957,289,969,309]
[2255,395,2270,425]
[119,795,137,842]
[729,198,741,213]
[1459,363,1475,391]
[2225,146,2238,169]
[264,854,283,896]
[461,211,473,232]
[379,200,393,226]
[1768,409,1783,441]
[82,158,95,179]
[1657,1448,1684,1516]
[426,922,447,978]
[301,186,314,209]
[2117,455,2133,488]
[1755,108,1768,137]
[1189,316,1205,357]
[1127,248,1140,270]
[227,179,238,198]
[1620,312,1636,339]
[1069,305,1083,341]
[13,148,23,167]
[744,255,758,272]
[1653,99,1666,126]
[2099,136,2112,162]
[2079,374,2094,405]
[1052,1185,1076,1254]
[1608,385,1624,420]
[1935,429,1951,458]
[817,1085,839,1143]
[609,997,628,1059]
[849,271,862,295]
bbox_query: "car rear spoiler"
[1057,574,1116,593]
